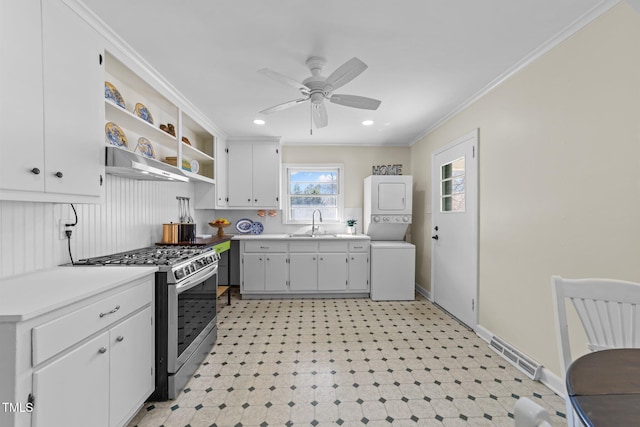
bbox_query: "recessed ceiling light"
[362,120,374,126]
[253,119,266,125]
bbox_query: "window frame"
[281,163,345,225]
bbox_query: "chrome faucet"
[311,209,323,236]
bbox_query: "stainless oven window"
[177,275,217,357]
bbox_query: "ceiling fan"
[258,56,381,129]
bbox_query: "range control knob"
[372,216,380,223]
[395,217,401,222]
[403,216,410,222]
[383,217,390,222]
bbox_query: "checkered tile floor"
[128,289,566,426]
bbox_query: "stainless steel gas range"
[75,245,220,400]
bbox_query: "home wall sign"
[372,164,403,175]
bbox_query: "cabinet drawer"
[244,241,288,253]
[32,278,152,366]
[289,241,318,253]
[349,241,370,252]
[319,241,349,252]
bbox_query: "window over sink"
[282,164,344,224]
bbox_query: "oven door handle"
[176,264,218,294]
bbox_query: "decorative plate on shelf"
[190,159,199,174]
[235,218,253,234]
[104,81,125,108]
[251,221,264,235]
[105,122,127,147]
[134,103,154,124]
[136,137,155,159]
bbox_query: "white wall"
[0,175,193,279]
[410,2,640,376]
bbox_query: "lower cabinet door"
[289,254,318,291]
[348,253,370,291]
[109,307,153,427]
[243,254,265,292]
[32,331,110,427]
[264,254,288,291]
[318,253,348,291]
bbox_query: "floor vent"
[489,335,542,380]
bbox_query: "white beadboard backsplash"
[1,174,368,279]
[0,175,194,279]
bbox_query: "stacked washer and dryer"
[364,175,416,300]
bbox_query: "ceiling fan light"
[253,119,266,125]
[362,120,374,126]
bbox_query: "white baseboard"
[474,325,565,397]
[415,283,431,300]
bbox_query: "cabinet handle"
[116,336,124,342]
[99,305,120,318]
[54,171,63,178]
[354,246,363,249]
[313,257,316,261]
[31,168,41,175]
[98,347,107,354]
[248,198,251,202]
[255,199,258,202]
[266,257,270,261]
[260,246,269,249]
[320,257,323,261]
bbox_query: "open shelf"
[104,51,217,184]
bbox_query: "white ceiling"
[82,0,610,146]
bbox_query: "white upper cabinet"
[42,0,104,198]
[0,0,44,193]
[215,138,228,208]
[0,0,104,202]
[226,138,280,208]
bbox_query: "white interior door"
[431,129,478,328]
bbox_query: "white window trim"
[281,163,345,225]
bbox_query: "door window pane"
[440,157,465,212]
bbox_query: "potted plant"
[346,219,357,234]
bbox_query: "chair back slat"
[553,275,640,427]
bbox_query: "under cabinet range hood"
[105,147,189,182]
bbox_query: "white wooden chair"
[552,275,640,426]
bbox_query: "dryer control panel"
[371,215,412,224]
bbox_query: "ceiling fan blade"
[312,103,328,128]
[329,94,381,110]
[258,68,309,94]
[259,98,308,114]
[323,57,368,92]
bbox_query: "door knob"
[54,171,63,178]
[31,168,41,175]
[432,235,439,240]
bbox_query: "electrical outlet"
[59,219,73,240]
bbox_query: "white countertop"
[0,266,157,322]
[232,233,371,240]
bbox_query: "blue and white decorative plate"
[251,221,264,235]
[235,218,253,234]
[136,137,155,158]
[105,122,127,147]
[190,159,199,174]
[105,81,125,108]
[134,102,154,124]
